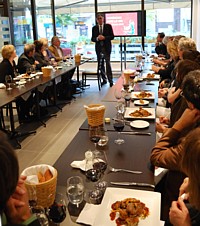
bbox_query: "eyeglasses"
[97,17,103,20]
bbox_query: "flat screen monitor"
[102,11,146,37]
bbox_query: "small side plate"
[130,120,150,128]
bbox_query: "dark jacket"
[17,53,38,74]
[155,43,167,56]
[91,23,114,55]
[0,59,17,83]
[34,51,50,69]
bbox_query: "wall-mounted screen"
[101,11,146,37]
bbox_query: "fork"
[107,165,142,174]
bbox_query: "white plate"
[93,187,161,226]
[16,80,26,85]
[142,73,160,80]
[55,66,62,69]
[131,92,155,100]
[130,120,150,128]
[134,99,149,106]
[124,107,155,119]
[36,72,43,75]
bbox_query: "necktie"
[99,25,103,34]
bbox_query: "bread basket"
[84,104,105,127]
[22,164,57,208]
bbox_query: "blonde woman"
[0,44,17,83]
[39,37,55,61]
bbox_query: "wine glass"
[89,126,101,157]
[5,75,12,90]
[66,176,84,208]
[113,118,125,145]
[47,193,67,225]
[114,89,122,102]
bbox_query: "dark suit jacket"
[91,23,114,55]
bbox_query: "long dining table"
[0,60,87,147]
[53,63,160,225]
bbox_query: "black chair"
[81,70,101,91]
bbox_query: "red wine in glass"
[93,162,107,173]
[113,122,125,145]
[85,168,101,182]
[48,202,66,223]
[113,122,124,132]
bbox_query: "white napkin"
[76,203,101,225]
[70,159,87,171]
[21,164,55,184]
[70,158,104,171]
[0,83,6,89]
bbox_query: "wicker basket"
[41,67,53,77]
[84,104,105,127]
[22,164,57,208]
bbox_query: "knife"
[121,132,151,136]
[110,182,155,189]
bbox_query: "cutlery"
[112,118,130,126]
[110,181,155,189]
[107,165,142,174]
[121,131,151,136]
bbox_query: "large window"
[36,0,53,40]
[10,0,34,55]
[10,0,192,60]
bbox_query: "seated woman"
[33,40,50,69]
[0,131,40,226]
[168,127,200,226]
[0,45,33,122]
[0,44,17,82]
[39,37,55,62]
[151,70,200,221]
[156,59,200,134]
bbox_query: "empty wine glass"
[113,116,125,145]
[114,89,122,102]
[66,176,84,208]
[47,193,67,225]
[5,75,12,90]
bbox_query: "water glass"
[66,176,84,208]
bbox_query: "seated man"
[17,44,40,74]
[155,32,167,57]
[48,36,64,62]
[150,70,200,221]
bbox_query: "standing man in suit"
[91,13,114,87]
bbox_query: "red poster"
[105,12,138,36]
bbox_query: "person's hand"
[98,35,105,40]
[159,116,170,124]
[179,177,189,200]
[152,65,160,73]
[169,198,191,226]
[156,122,168,133]
[173,108,200,132]
[158,88,168,98]
[34,60,39,65]
[5,175,32,224]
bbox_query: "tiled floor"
[16,63,121,173]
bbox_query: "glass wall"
[36,0,53,40]
[10,0,191,59]
[10,0,34,55]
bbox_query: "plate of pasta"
[93,187,160,226]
